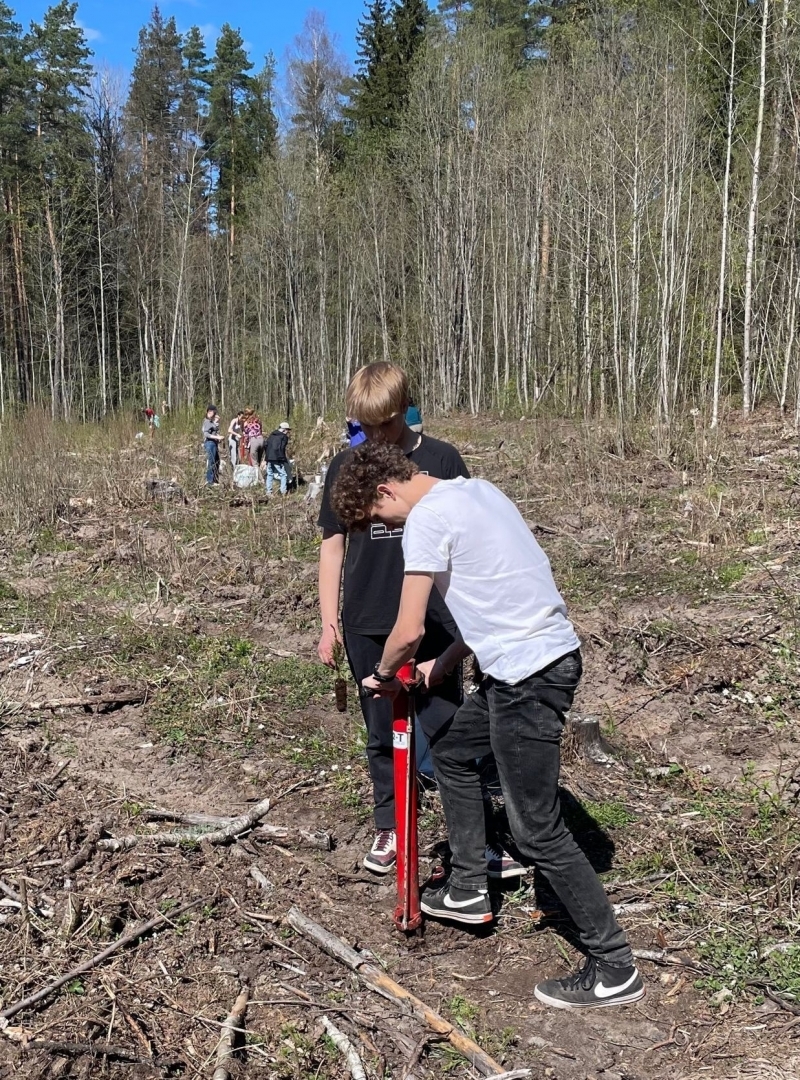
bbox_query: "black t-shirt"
[318,435,470,635]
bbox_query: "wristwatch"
[372,664,396,683]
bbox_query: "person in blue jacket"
[405,398,423,433]
[347,417,367,447]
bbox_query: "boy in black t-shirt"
[318,363,523,878]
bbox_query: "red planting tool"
[392,661,422,933]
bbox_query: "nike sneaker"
[534,956,644,1009]
[363,830,396,874]
[420,883,494,925]
[485,844,525,879]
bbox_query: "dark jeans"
[204,439,219,484]
[344,624,462,831]
[429,650,632,966]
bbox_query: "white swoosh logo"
[443,893,485,909]
[594,971,639,999]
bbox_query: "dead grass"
[0,406,798,1078]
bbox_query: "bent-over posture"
[332,441,644,1011]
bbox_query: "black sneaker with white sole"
[420,883,494,925]
[485,844,525,879]
[534,956,644,1009]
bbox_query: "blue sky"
[10,0,364,78]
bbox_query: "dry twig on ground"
[287,906,505,1077]
[211,984,249,1080]
[320,1015,368,1080]
[0,896,207,1020]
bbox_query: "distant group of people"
[202,405,292,493]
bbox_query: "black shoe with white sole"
[420,884,494,925]
[534,956,644,1010]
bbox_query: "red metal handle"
[393,661,422,932]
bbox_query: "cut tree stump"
[567,714,617,766]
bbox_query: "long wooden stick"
[286,906,503,1077]
[211,986,249,1080]
[0,897,206,1020]
[97,797,272,851]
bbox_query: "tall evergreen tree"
[181,25,209,135]
[348,0,395,131]
[206,23,253,230]
[28,1,93,416]
[243,54,278,163]
[0,3,35,401]
[127,6,184,175]
[348,0,429,133]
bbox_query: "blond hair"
[345,363,409,426]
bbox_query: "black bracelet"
[372,664,395,683]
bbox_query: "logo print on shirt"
[371,524,404,540]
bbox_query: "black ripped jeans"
[429,650,633,966]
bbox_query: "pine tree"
[391,0,429,110]
[181,25,209,135]
[206,23,253,230]
[0,2,35,401]
[244,54,278,162]
[128,7,184,177]
[29,0,92,144]
[472,0,535,59]
[28,1,94,416]
[348,0,430,134]
[348,0,396,131]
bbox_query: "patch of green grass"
[332,770,369,818]
[0,579,19,602]
[716,560,747,587]
[287,731,339,768]
[745,529,767,545]
[34,526,76,553]
[446,993,480,1033]
[259,657,331,709]
[583,800,636,829]
[697,932,800,1003]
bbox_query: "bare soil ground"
[0,410,799,1080]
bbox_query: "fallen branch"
[0,633,42,647]
[21,691,145,712]
[287,906,503,1077]
[0,897,207,1020]
[212,985,249,1080]
[484,1072,533,1080]
[23,1039,179,1067]
[98,797,272,851]
[63,819,105,874]
[144,809,331,849]
[320,1016,367,1080]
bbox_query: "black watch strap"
[372,664,395,683]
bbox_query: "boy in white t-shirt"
[331,441,644,1012]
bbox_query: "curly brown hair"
[332,441,418,531]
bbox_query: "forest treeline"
[0,0,797,427]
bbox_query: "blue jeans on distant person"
[266,461,288,495]
[204,439,219,485]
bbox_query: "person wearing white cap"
[265,421,292,495]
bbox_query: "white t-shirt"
[402,477,580,684]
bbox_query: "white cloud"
[76,20,102,43]
[197,23,219,46]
